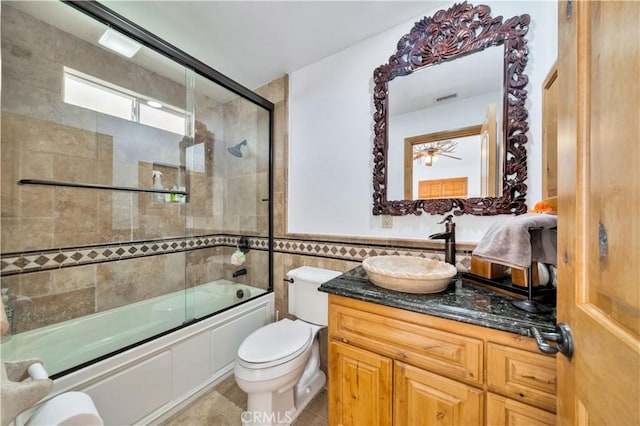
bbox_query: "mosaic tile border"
[273,237,472,271]
[1,235,471,276]
[1,235,269,276]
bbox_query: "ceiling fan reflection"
[413,140,461,166]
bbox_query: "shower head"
[228,139,247,158]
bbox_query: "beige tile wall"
[0,4,271,334]
[2,253,187,332]
[1,242,271,334]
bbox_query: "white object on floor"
[26,392,102,426]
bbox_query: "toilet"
[234,266,341,426]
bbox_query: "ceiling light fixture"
[413,140,461,167]
[99,29,141,58]
[146,100,163,108]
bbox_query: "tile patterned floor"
[161,375,328,426]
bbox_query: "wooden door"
[394,361,483,426]
[418,177,468,199]
[328,341,392,426]
[556,1,639,424]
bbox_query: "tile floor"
[161,375,328,426]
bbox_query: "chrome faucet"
[428,215,456,266]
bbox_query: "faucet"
[232,268,247,278]
[428,215,456,266]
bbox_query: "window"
[63,69,186,135]
[139,103,185,135]
[64,73,133,121]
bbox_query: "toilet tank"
[287,266,341,326]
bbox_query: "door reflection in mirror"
[387,47,504,201]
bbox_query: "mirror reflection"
[404,124,496,200]
[372,2,531,216]
[387,47,504,201]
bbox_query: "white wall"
[288,1,558,243]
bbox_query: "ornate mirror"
[372,2,530,216]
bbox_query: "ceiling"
[390,46,504,116]
[99,1,450,90]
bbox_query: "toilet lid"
[237,319,312,365]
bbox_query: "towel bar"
[460,271,556,303]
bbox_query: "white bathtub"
[2,280,267,376]
[4,281,273,425]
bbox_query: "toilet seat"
[237,319,312,369]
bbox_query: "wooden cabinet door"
[556,1,639,424]
[486,343,556,413]
[394,361,483,426]
[486,393,555,426]
[328,341,392,426]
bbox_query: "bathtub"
[4,280,273,425]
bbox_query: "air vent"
[436,93,458,102]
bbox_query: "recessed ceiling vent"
[435,93,458,103]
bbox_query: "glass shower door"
[0,1,191,376]
[183,74,270,321]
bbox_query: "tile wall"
[0,4,270,334]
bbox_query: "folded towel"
[472,214,558,269]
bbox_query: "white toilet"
[234,266,341,426]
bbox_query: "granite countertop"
[319,266,557,336]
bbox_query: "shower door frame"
[62,0,275,295]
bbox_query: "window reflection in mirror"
[386,46,504,201]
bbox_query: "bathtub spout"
[232,268,247,278]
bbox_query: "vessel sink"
[362,255,457,294]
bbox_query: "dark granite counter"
[319,266,557,336]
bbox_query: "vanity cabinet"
[327,294,556,425]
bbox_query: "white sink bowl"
[362,255,457,294]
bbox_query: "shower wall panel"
[1,4,187,251]
[1,2,272,343]
[1,252,186,334]
[222,96,270,237]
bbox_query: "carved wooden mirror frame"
[372,2,531,216]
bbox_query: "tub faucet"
[232,268,247,278]
[428,215,456,267]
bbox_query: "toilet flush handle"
[283,277,294,283]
